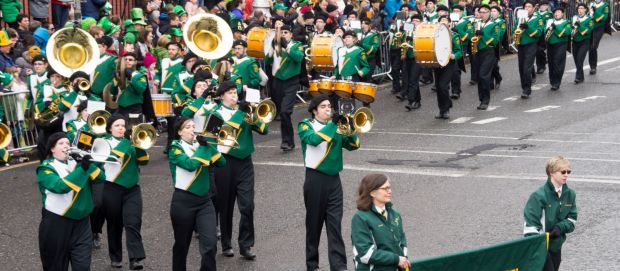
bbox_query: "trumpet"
[131,123,157,150]
[336,107,374,136]
[87,110,111,135]
[196,124,240,148]
[69,137,120,164]
[75,78,91,92]
[244,99,277,125]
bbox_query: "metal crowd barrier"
[612,0,620,28]
[372,31,393,80]
[0,90,38,154]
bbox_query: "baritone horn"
[87,110,111,135]
[183,13,234,60]
[0,123,12,149]
[336,107,375,136]
[131,123,157,150]
[196,124,240,148]
[244,99,277,125]
[46,26,100,78]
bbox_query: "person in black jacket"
[81,0,107,20]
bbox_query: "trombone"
[244,99,277,125]
[69,137,120,164]
[336,107,375,136]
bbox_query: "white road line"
[604,65,620,72]
[254,161,620,185]
[486,106,500,111]
[573,95,606,102]
[524,105,560,113]
[503,96,519,101]
[531,84,548,91]
[450,117,474,124]
[471,117,507,124]
[567,56,620,72]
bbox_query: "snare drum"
[152,94,173,117]
[333,80,353,98]
[247,27,275,58]
[353,83,377,103]
[318,79,334,95]
[308,80,320,97]
[309,35,344,72]
[414,23,452,68]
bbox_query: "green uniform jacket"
[455,18,474,45]
[547,19,571,45]
[171,68,192,106]
[27,73,50,115]
[495,17,507,40]
[572,15,593,42]
[351,203,407,270]
[103,135,149,188]
[477,20,500,51]
[360,31,380,58]
[523,179,577,253]
[0,148,10,164]
[57,90,78,113]
[37,158,105,220]
[66,119,90,143]
[514,14,544,45]
[181,97,218,133]
[232,56,261,89]
[211,104,269,159]
[158,58,184,94]
[264,40,305,80]
[334,46,370,78]
[451,32,463,60]
[91,53,117,98]
[298,118,359,176]
[168,140,226,197]
[116,70,148,108]
[591,1,609,29]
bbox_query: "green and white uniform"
[157,57,183,94]
[232,55,261,89]
[102,135,149,187]
[91,53,117,99]
[334,45,370,80]
[298,118,359,175]
[168,140,225,196]
[181,97,218,133]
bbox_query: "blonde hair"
[546,156,570,176]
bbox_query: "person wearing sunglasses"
[523,156,577,271]
[351,173,409,271]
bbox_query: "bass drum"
[414,23,452,68]
[247,27,275,59]
[308,35,343,72]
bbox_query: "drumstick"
[319,74,330,79]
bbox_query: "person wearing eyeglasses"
[351,173,409,271]
[523,156,577,271]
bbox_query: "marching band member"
[546,7,571,91]
[314,15,332,35]
[474,5,500,110]
[212,81,269,259]
[433,15,462,119]
[265,24,303,152]
[359,18,380,82]
[571,3,593,84]
[388,6,406,96]
[333,31,370,82]
[231,40,262,91]
[298,95,360,271]
[157,42,184,153]
[450,5,473,99]
[115,52,148,116]
[168,117,226,271]
[102,114,149,269]
[37,132,106,270]
[180,71,217,133]
[92,37,117,101]
[468,6,481,86]
[514,0,543,99]
[491,6,506,90]
[536,1,552,75]
[28,55,50,161]
[65,102,90,144]
[588,0,610,75]
[58,72,92,132]
[171,53,199,107]
[423,0,438,22]
[401,15,423,111]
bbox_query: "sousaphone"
[183,13,234,60]
[46,26,100,78]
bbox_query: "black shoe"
[477,103,488,110]
[536,68,545,74]
[240,247,257,260]
[222,248,234,257]
[282,145,295,152]
[435,112,450,119]
[531,77,537,84]
[468,80,477,85]
[129,260,144,270]
[590,68,596,75]
[550,86,559,91]
[494,81,501,90]
[395,94,406,101]
[280,142,288,150]
[216,225,221,240]
[521,93,530,99]
[450,93,460,100]
[405,102,421,111]
[574,79,583,84]
[92,233,101,249]
[110,261,122,269]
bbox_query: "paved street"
[2,33,620,270]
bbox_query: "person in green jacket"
[546,7,572,91]
[535,1,553,75]
[92,36,117,100]
[514,0,543,99]
[211,80,268,260]
[0,0,23,27]
[231,40,261,90]
[37,132,106,270]
[333,30,370,82]
[65,101,90,143]
[450,5,473,100]
[298,95,360,271]
[168,117,226,271]
[101,114,149,269]
[114,52,148,117]
[523,156,577,271]
[180,71,217,133]
[351,173,409,271]
[587,0,610,74]
[474,5,500,110]
[571,3,594,84]
[359,18,380,81]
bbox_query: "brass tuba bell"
[336,107,375,136]
[87,110,111,135]
[0,123,12,149]
[46,27,100,78]
[244,99,277,125]
[183,13,234,60]
[131,123,157,150]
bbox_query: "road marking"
[524,105,560,113]
[567,56,620,72]
[531,84,548,90]
[503,96,519,101]
[254,161,620,185]
[0,160,38,172]
[450,117,474,124]
[471,117,507,124]
[604,65,620,72]
[487,106,500,111]
[573,95,606,102]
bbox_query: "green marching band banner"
[411,234,549,271]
